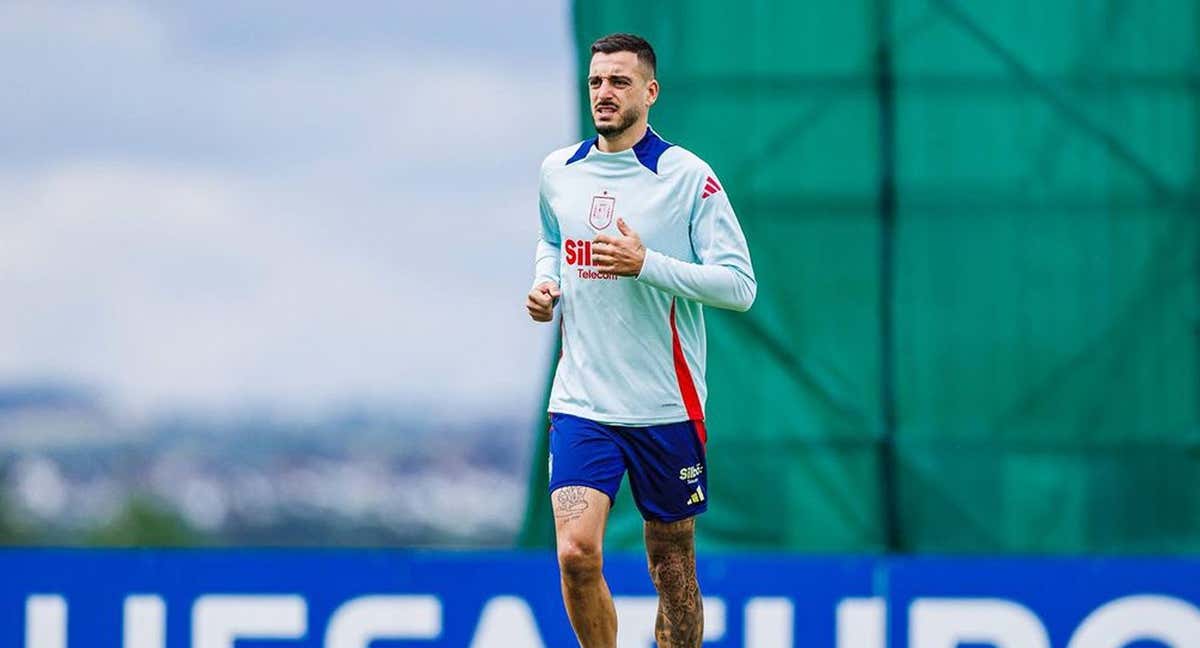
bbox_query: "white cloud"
[0,2,576,418]
[0,159,558,417]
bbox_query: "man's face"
[587,51,658,137]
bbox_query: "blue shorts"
[547,412,708,522]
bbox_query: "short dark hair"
[590,33,656,77]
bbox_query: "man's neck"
[597,121,649,153]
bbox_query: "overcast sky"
[0,1,577,420]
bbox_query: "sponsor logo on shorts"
[687,485,705,506]
[679,464,704,482]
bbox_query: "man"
[525,33,755,648]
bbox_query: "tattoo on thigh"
[553,486,590,522]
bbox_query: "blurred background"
[523,0,1200,556]
[0,0,574,547]
[2,0,1198,560]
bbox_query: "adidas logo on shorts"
[687,485,705,505]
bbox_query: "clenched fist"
[526,281,560,322]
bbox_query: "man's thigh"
[547,413,625,506]
[618,419,708,523]
[644,516,697,552]
[552,485,613,547]
[548,413,626,546]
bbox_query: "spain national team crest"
[589,192,615,230]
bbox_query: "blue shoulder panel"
[633,128,674,174]
[563,129,674,172]
[565,138,596,165]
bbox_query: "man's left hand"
[592,218,645,276]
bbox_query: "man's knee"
[558,536,603,585]
[646,547,690,585]
[644,518,696,585]
[645,517,695,555]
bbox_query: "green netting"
[521,0,1200,553]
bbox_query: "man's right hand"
[526,282,561,322]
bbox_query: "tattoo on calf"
[652,554,702,647]
[646,519,703,647]
[553,486,591,522]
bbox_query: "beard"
[594,104,642,137]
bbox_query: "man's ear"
[646,78,659,107]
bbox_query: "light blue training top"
[533,126,756,426]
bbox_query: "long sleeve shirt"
[533,126,755,425]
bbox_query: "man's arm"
[533,176,561,288]
[528,172,562,322]
[533,240,560,290]
[594,171,756,312]
[636,249,755,312]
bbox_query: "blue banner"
[1,550,1198,647]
